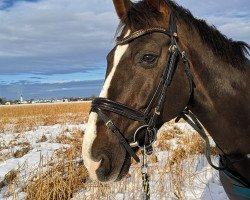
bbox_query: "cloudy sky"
[0,0,249,100]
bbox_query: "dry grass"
[0,102,218,200]
[1,127,87,200]
[24,147,88,200]
[13,146,31,158]
[37,134,48,143]
[0,170,19,189]
[5,133,214,200]
[0,102,90,133]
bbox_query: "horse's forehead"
[100,45,130,98]
[101,30,131,97]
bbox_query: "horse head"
[82,0,192,182]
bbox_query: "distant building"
[5,102,11,105]
[18,95,28,104]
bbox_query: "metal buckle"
[105,120,113,127]
[130,141,139,148]
[181,51,186,59]
[154,108,160,116]
[131,125,157,155]
[168,44,177,53]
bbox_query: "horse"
[82,0,250,199]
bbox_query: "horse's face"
[83,0,190,182]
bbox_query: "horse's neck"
[179,24,250,158]
[179,23,250,183]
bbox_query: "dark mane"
[120,0,250,69]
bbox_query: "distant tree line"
[68,95,97,102]
[0,98,19,105]
[0,98,7,105]
[0,95,97,105]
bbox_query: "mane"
[119,0,250,69]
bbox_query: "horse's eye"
[140,54,157,64]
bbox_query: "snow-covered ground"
[0,122,228,200]
[0,124,86,199]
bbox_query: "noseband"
[91,16,194,163]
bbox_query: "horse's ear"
[113,0,132,20]
[145,0,169,14]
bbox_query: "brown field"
[0,102,91,133]
[0,102,214,200]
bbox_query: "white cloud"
[175,0,250,43]
[0,0,118,74]
[0,0,249,76]
[175,0,250,17]
[206,16,250,42]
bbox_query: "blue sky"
[0,0,250,100]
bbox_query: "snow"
[0,123,85,199]
[0,122,229,200]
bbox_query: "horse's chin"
[115,153,131,181]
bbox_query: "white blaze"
[82,33,130,179]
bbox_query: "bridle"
[90,16,196,199]
[90,14,250,199]
[91,15,194,163]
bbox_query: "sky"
[0,0,249,100]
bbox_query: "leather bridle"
[91,15,194,163]
[89,13,250,200]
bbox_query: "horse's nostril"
[96,153,112,179]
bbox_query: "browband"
[116,27,172,45]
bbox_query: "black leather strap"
[176,108,228,170]
[148,47,179,131]
[116,27,172,45]
[92,98,147,122]
[94,108,140,163]
[144,52,172,117]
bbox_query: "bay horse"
[82,0,250,199]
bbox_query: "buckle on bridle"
[154,108,161,116]
[105,120,113,127]
[173,32,178,38]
